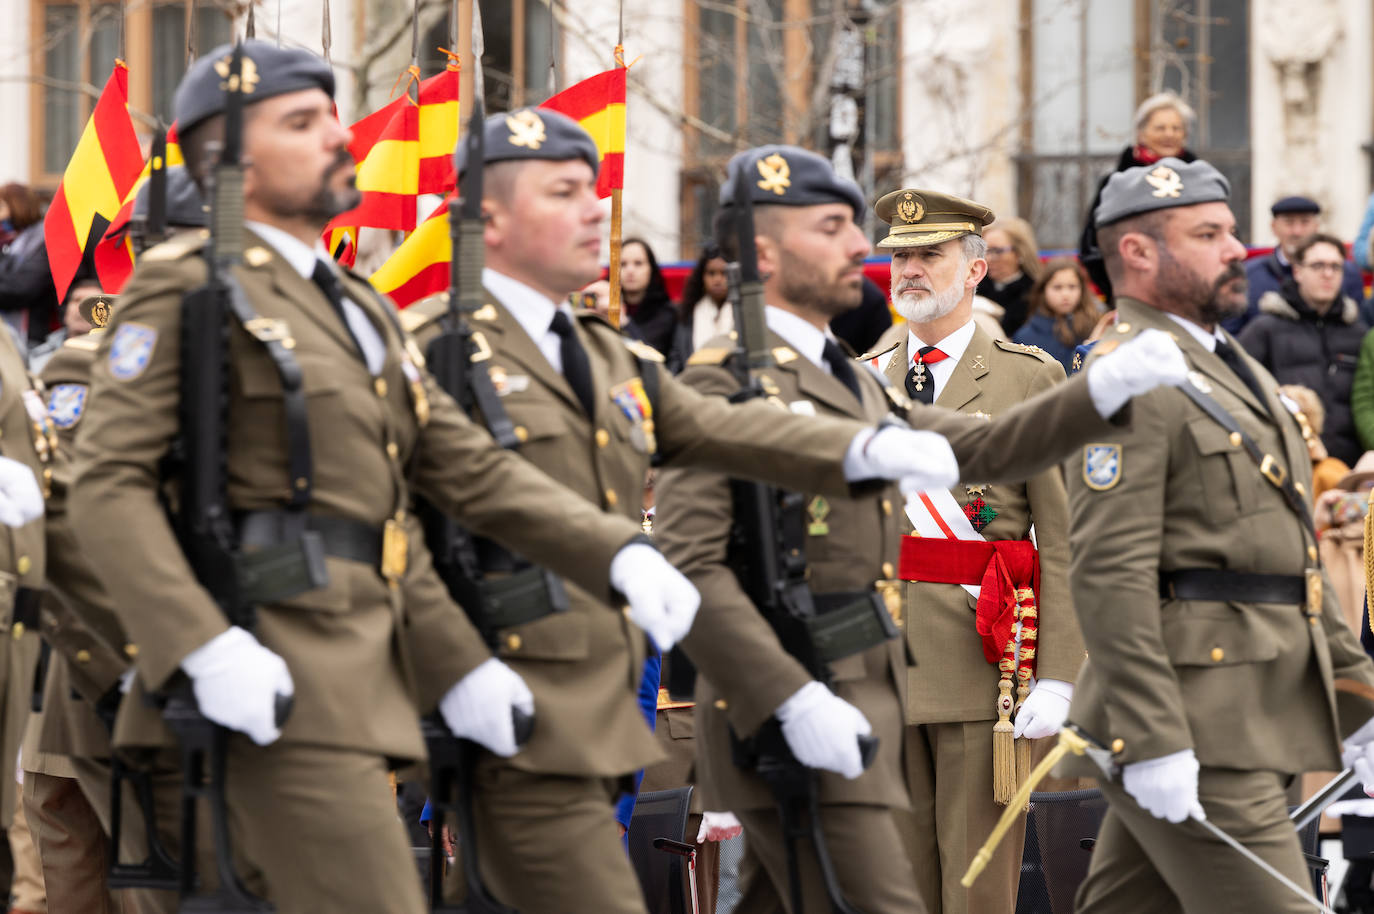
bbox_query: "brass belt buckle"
[381,516,409,582]
[875,579,902,627]
[1306,567,1323,618]
[1259,453,1287,488]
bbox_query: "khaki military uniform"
[655,323,1121,914]
[403,289,885,914]
[70,232,652,914]
[866,323,1083,914]
[1066,298,1374,913]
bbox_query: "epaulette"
[857,339,901,362]
[574,310,617,332]
[994,338,1056,363]
[62,337,101,352]
[139,229,209,263]
[624,338,665,363]
[399,293,449,334]
[686,346,733,367]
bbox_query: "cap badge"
[756,153,791,196]
[213,55,260,94]
[1146,165,1183,199]
[897,192,924,223]
[506,110,546,150]
[89,297,111,328]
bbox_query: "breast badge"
[807,496,831,536]
[108,323,158,381]
[47,384,87,430]
[610,377,656,454]
[963,485,997,531]
[1082,443,1122,491]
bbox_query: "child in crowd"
[1012,258,1102,373]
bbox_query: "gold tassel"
[993,662,1017,804]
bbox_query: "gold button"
[1115,323,1131,334]
[385,442,399,459]
[882,562,894,579]
[1210,647,1224,662]
[605,488,618,507]
[10,623,21,640]
[16,556,30,575]
[1111,738,1125,753]
[506,633,522,651]
[1309,615,1321,626]
[514,426,529,443]
[75,649,91,664]
[295,477,309,490]
[881,499,893,516]
[713,699,728,710]
[595,429,610,448]
[124,643,139,658]
[374,377,388,398]
[1228,432,1241,447]
[1308,546,1318,562]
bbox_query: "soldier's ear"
[1118,231,1157,273]
[481,200,506,246]
[966,256,988,289]
[755,233,780,278]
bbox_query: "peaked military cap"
[717,145,865,220]
[456,107,600,177]
[133,166,208,228]
[873,188,994,249]
[1094,157,1230,228]
[174,40,336,135]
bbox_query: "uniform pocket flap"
[495,609,589,661]
[1185,416,1237,456]
[665,707,695,740]
[508,403,568,443]
[1161,610,1281,667]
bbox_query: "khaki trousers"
[733,803,926,914]
[897,720,1025,914]
[9,789,45,913]
[1076,768,1313,914]
[23,770,119,913]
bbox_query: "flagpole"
[606,2,626,330]
[322,0,332,62]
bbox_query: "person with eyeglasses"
[1238,232,1369,464]
[974,218,1042,336]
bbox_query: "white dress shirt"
[1164,312,1225,353]
[483,268,578,373]
[907,319,977,401]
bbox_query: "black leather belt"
[13,587,42,629]
[237,512,382,566]
[1159,569,1306,604]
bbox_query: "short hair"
[1097,209,1171,280]
[179,110,263,195]
[0,183,40,230]
[484,160,525,207]
[1134,91,1196,135]
[713,204,785,262]
[983,217,1039,279]
[959,232,988,265]
[1294,232,1347,265]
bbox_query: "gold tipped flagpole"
[606,1,626,329]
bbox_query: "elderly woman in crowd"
[976,217,1043,335]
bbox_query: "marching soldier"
[861,189,1084,914]
[69,41,706,913]
[1067,157,1374,912]
[652,145,1185,914]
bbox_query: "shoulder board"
[686,346,733,367]
[624,339,665,363]
[62,337,101,352]
[574,310,617,332]
[994,338,1056,363]
[857,339,901,362]
[399,294,449,334]
[139,229,209,263]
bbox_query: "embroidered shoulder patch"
[47,384,87,429]
[1082,443,1122,491]
[108,323,158,381]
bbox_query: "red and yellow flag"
[540,67,626,199]
[44,61,145,301]
[370,196,451,307]
[93,125,184,293]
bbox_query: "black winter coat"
[1237,284,1369,465]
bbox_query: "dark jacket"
[1078,146,1197,302]
[1011,312,1078,374]
[1237,284,1368,465]
[623,292,678,360]
[976,272,1035,335]
[1222,251,1366,334]
[0,223,58,345]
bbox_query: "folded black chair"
[629,787,695,914]
[1016,788,1108,914]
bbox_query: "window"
[421,0,556,109]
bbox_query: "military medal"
[610,378,657,454]
[807,496,831,536]
[963,484,997,532]
[910,361,927,392]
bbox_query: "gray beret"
[133,166,207,228]
[174,40,335,135]
[1094,157,1230,228]
[718,145,864,219]
[456,107,600,177]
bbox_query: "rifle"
[720,161,893,914]
[417,99,542,914]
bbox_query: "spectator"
[668,242,732,372]
[1314,453,1374,635]
[976,217,1042,335]
[1354,191,1374,272]
[1226,195,1364,333]
[618,237,677,358]
[1239,232,1368,464]
[1078,91,1197,301]
[0,183,54,346]
[0,183,40,250]
[1012,258,1101,373]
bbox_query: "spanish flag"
[540,67,627,199]
[43,61,145,301]
[371,196,450,307]
[93,125,184,293]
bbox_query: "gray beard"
[892,280,962,324]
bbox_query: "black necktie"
[905,346,946,404]
[549,311,596,418]
[822,338,862,403]
[310,261,362,356]
[1214,339,1269,410]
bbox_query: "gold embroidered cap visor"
[173,39,336,135]
[456,107,600,179]
[873,188,994,249]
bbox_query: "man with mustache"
[859,190,1083,914]
[1067,157,1374,913]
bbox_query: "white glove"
[438,657,535,758]
[1013,678,1074,740]
[844,426,959,491]
[774,680,872,780]
[1341,715,1374,796]
[0,456,44,528]
[1085,328,1189,418]
[1122,748,1206,823]
[696,811,743,843]
[610,542,700,651]
[180,626,295,746]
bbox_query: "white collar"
[245,221,329,280]
[764,305,835,371]
[908,318,976,366]
[483,268,575,342]
[1164,312,1225,353]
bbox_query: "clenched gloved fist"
[1013,678,1074,740]
[180,626,295,746]
[610,542,700,651]
[0,456,44,528]
[775,681,872,780]
[1122,748,1206,823]
[439,657,535,757]
[844,426,959,492]
[1085,328,1189,418]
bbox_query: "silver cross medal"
[911,361,927,391]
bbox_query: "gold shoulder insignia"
[574,310,617,332]
[63,337,101,352]
[243,246,272,267]
[772,346,799,365]
[399,294,448,334]
[140,229,209,262]
[994,338,1055,363]
[624,339,666,363]
[471,303,498,321]
[686,346,732,367]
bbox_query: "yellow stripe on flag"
[418,100,460,158]
[578,103,626,157]
[356,138,421,194]
[66,124,122,249]
[372,206,450,295]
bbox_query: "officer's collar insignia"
[108,323,158,382]
[771,346,799,365]
[471,304,498,321]
[506,110,546,150]
[214,55,260,94]
[1146,165,1183,199]
[1082,443,1122,491]
[1187,370,1213,394]
[897,192,924,223]
[970,354,987,372]
[756,153,791,196]
[47,384,87,430]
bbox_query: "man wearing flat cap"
[68,42,732,912]
[858,188,1083,914]
[1066,156,1374,912]
[653,145,1187,914]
